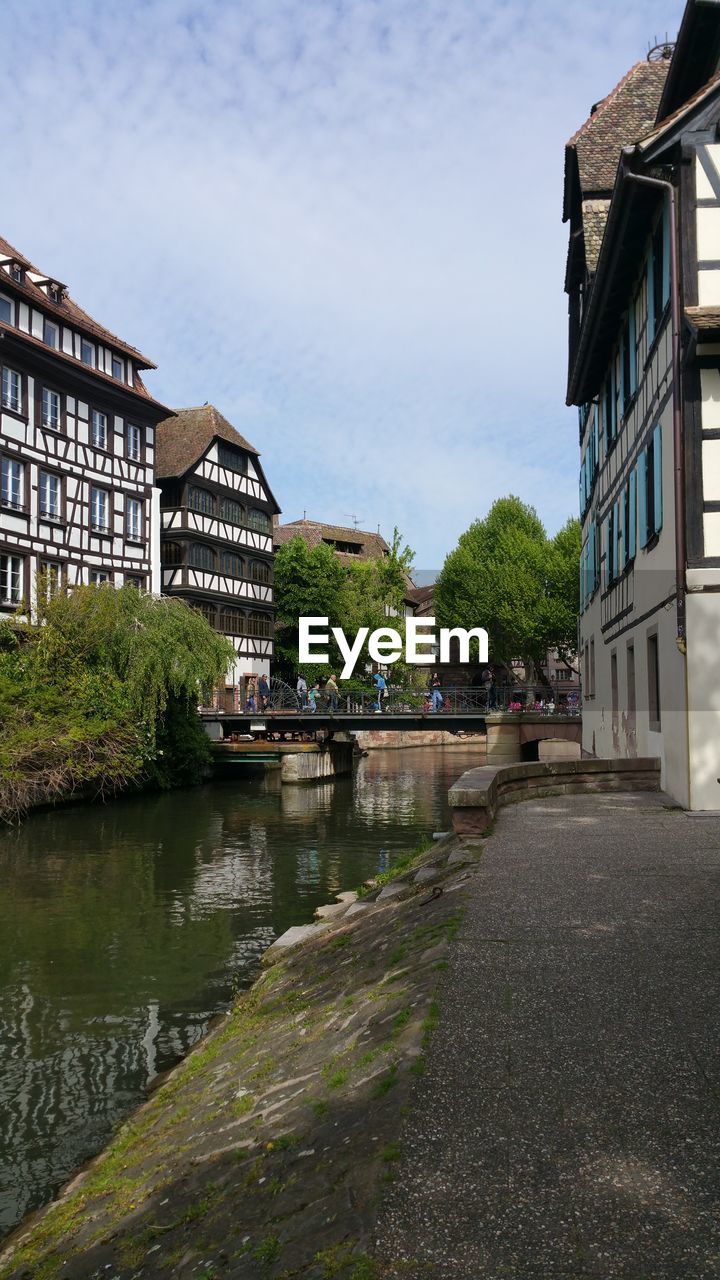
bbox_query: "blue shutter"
[618,333,625,415]
[638,449,648,548]
[593,416,599,477]
[662,199,670,309]
[591,520,597,592]
[628,469,637,561]
[646,251,655,342]
[653,423,663,534]
[629,304,637,395]
[614,499,621,575]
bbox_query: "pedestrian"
[373,670,387,713]
[325,672,339,712]
[246,677,256,713]
[308,681,320,712]
[258,673,270,710]
[430,672,443,713]
[480,665,496,710]
[296,672,308,708]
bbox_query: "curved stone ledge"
[448,757,662,834]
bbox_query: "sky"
[3,0,682,569]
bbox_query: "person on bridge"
[246,677,257,712]
[373,670,387,712]
[258,674,270,710]
[430,673,443,713]
[308,682,320,712]
[326,673,339,712]
[296,673,308,708]
[480,665,496,710]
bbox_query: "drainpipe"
[623,159,686,649]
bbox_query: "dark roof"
[0,234,156,368]
[566,61,669,196]
[656,0,720,123]
[155,405,261,479]
[638,68,720,154]
[273,519,390,560]
[686,304,720,331]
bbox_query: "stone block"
[377,882,411,901]
[414,867,442,885]
[315,902,349,921]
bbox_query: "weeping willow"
[0,583,236,824]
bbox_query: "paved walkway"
[376,792,720,1279]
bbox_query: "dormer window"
[43,318,59,349]
[218,444,247,474]
[48,283,60,304]
[112,355,124,381]
[10,264,23,284]
[81,339,95,367]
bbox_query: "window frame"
[0,456,24,512]
[40,385,63,432]
[126,422,142,462]
[42,317,59,349]
[91,407,109,451]
[39,469,62,523]
[90,484,111,535]
[0,550,25,607]
[80,339,96,367]
[125,496,144,543]
[0,293,14,326]
[189,542,216,572]
[647,630,661,733]
[1,366,23,416]
[112,355,124,381]
[187,486,215,516]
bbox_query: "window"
[221,551,244,577]
[125,575,144,590]
[247,611,272,637]
[42,387,61,431]
[127,423,141,461]
[0,295,13,324]
[91,486,109,533]
[39,560,61,599]
[250,560,270,583]
[2,367,21,413]
[187,486,214,515]
[192,600,216,626]
[248,508,270,534]
[112,355,124,380]
[39,471,61,521]
[219,496,244,524]
[91,409,108,449]
[589,637,596,699]
[90,570,110,585]
[10,265,23,284]
[647,632,661,732]
[0,553,23,605]
[163,541,183,565]
[627,644,636,732]
[1,458,23,510]
[217,444,246,473]
[126,497,143,542]
[638,425,663,547]
[81,339,95,367]
[43,318,59,348]
[218,605,244,632]
[623,473,636,566]
[611,652,619,735]
[189,543,215,571]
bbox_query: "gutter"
[622,156,686,650]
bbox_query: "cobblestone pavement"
[376,792,720,1279]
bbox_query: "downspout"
[622,159,686,649]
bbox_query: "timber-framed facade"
[155,405,280,686]
[0,235,168,612]
[565,0,720,808]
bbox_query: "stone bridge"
[485,713,582,766]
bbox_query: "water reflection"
[0,745,481,1235]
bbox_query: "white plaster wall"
[686,590,720,808]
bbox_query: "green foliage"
[434,497,580,673]
[274,529,416,683]
[0,583,235,823]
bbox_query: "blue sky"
[3,0,681,567]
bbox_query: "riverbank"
[0,832,483,1279]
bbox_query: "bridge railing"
[293,686,580,715]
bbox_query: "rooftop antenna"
[343,513,363,530]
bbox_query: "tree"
[273,537,346,675]
[434,497,580,681]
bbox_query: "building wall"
[578,231,690,806]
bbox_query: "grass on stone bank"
[356,836,435,897]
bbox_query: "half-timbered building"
[565,0,720,807]
[155,405,279,690]
[0,236,167,610]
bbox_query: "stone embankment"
[354,729,486,753]
[0,834,483,1280]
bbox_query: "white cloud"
[2,0,682,561]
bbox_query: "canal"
[0,745,479,1237]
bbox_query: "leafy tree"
[434,497,580,681]
[0,583,235,824]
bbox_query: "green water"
[0,745,480,1236]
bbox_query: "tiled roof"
[568,61,669,194]
[0,318,165,406]
[155,405,261,479]
[582,199,612,273]
[637,69,720,152]
[0,234,156,368]
[686,305,720,330]
[273,519,390,560]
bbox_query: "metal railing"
[290,685,580,715]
